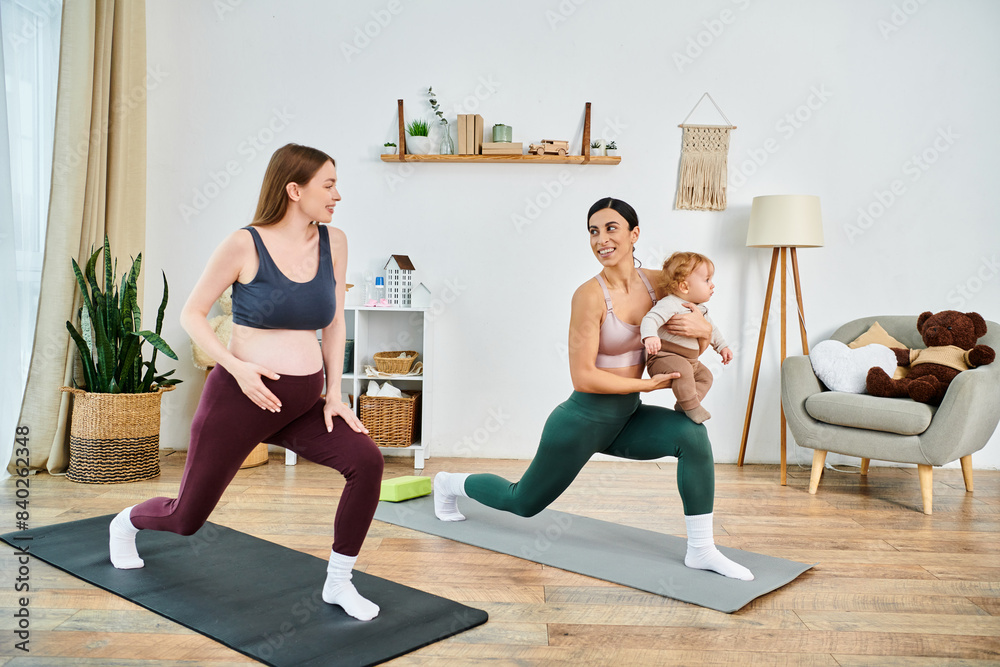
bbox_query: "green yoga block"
[380,475,432,502]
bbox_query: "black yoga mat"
[375,496,814,613]
[1,517,487,666]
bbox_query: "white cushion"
[810,340,897,394]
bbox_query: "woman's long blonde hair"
[250,143,335,226]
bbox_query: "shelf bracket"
[397,99,406,162]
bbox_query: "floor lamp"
[737,195,824,485]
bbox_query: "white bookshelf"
[284,306,432,469]
[343,305,432,469]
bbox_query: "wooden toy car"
[528,140,569,156]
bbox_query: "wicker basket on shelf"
[373,350,418,374]
[359,391,420,447]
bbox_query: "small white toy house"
[384,255,415,306]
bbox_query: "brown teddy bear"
[866,310,995,405]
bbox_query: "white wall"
[145,0,1000,469]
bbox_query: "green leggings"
[465,391,715,517]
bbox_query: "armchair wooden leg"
[960,455,974,493]
[860,458,870,476]
[809,450,827,494]
[918,464,933,515]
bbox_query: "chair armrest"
[781,355,824,448]
[920,364,1000,465]
[781,355,823,401]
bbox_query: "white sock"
[433,471,469,522]
[684,513,753,581]
[323,550,379,621]
[109,506,144,570]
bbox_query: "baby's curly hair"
[660,252,714,295]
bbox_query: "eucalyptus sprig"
[427,86,448,125]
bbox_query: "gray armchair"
[781,316,1000,514]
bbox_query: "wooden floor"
[1,451,998,666]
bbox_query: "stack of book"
[457,115,483,155]
[481,142,523,155]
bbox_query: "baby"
[641,251,733,423]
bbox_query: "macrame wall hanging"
[675,93,736,212]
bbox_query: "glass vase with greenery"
[427,86,453,155]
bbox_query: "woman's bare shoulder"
[208,228,255,259]
[208,228,255,276]
[322,224,347,242]
[571,277,606,315]
[322,224,347,254]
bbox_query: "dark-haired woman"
[435,198,752,580]
[109,144,385,620]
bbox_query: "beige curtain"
[9,0,146,475]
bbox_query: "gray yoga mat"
[375,496,814,613]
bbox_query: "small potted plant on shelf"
[406,119,430,155]
[382,142,397,155]
[427,86,453,155]
[605,141,618,157]
[590,139,604,156]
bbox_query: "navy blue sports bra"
[231,224,336,330]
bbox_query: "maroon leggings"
[131,364,384,557]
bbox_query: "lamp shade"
[746,195,824,248]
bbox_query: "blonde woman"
[108,144,384,621]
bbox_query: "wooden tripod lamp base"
[735,196,824,485]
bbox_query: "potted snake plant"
[62,235,181,483]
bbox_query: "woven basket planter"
[60,385,175,484]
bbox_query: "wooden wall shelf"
[386,100,620,165]
[380,153,620,165]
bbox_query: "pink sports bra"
[595,272,657,368]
